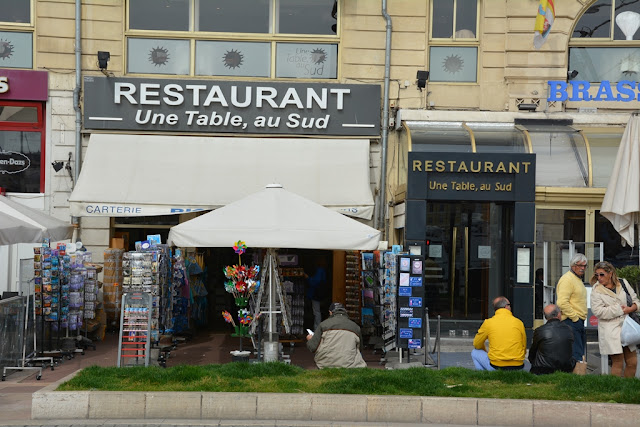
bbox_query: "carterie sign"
[83,76,381,136]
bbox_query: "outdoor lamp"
[51,161,64,172]
[416,70,430,91]
[567,70,579,80]
[518,103,538,112]
[97,51,110,70]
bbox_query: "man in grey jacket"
[306,302,367,369]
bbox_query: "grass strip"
[56,363,640,404]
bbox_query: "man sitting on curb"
[306,302,367,369]
[471,296,526,371]
[528,304,575,375]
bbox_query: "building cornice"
[396,109,631,128]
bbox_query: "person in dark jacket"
[306,302,366,369]
[528,304,576,375]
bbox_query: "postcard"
[400,307,413,317]
[400,257,411,272]
[399,328,413,339]
[409,297,422,307]
[408,339,422,349]
[399,273,410,286]
[398,286,412,297]
[411,259,423,274]
[409,317,422,328]
[409,276,422,287]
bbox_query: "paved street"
[0,422,493,427]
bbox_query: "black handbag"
[620,279,640,325]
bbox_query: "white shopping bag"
[620,315,640,347]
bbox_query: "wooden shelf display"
[344,251,361,323]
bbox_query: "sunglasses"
[595,273,608,277]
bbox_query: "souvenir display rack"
[34,242,95,356]
[382,252,398,352]
[360,252,382,337]
[123,251,158,342]
[280,267,305,337]
[344,251,361,323]
[83,267,99,325]
[121,245,172,343]
[169,250,188,333]
[68,268,84,334]
[117,291,152,367]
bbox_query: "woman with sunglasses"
[589,261,640,377]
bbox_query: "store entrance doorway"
[423,202,513,320]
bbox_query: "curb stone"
[32,372,640,426]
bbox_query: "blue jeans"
[471,349,495,371]
[563,318,586,361]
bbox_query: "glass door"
[424,202,513,319]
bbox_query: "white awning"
[69,134,374,219]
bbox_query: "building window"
[429,0,479,83]
[126,0,338,79]
[0,101,45,193]
[570,0,640,82]
[0,0,33,69]
[0,0,31,24]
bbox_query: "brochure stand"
[117,292,152,367]
[396,255,425,363]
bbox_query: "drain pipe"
[376,0,392,237]
[72,0,82,236]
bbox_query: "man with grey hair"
[556,253,588,365]
[471,296,526,371]
[528,304,576,375]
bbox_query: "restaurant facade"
[1,1,639,335]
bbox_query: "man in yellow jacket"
[555,253,588,363]
[471,296,526,371]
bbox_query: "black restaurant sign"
[83,76,381,137]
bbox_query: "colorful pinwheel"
[233,240,247,264]
[221,310,236,327]
[238,308,253,325]
[233,240,247,255]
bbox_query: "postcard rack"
[117,292,152,367]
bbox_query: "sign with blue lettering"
[547,80,640,102]
[409,297,422,307]
[399,286,412,297]
[408,317,422,328]
[399,328,413,339]
[408,339,422,349]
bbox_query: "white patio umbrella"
[601,114,640,247]
[0,195,73,245]
[168,184,381,360]
[167,184,380,250]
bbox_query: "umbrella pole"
[263,249,279,362]
[268,249,274,341]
